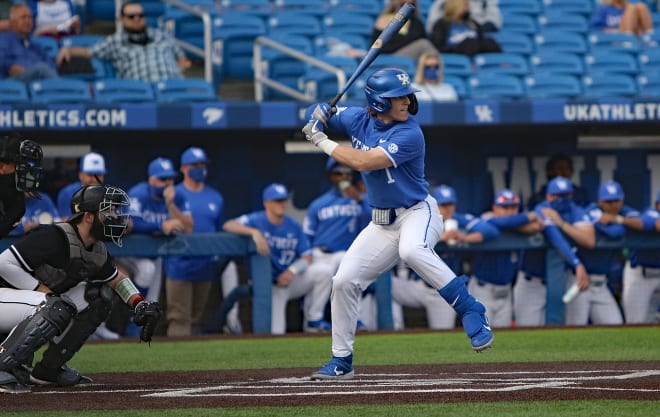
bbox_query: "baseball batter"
[302,67,494,380]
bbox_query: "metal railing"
[253,36,346,102]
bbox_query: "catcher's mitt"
[133,300,162,343]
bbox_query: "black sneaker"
[30,364,93,386]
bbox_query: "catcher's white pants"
[622,262,660,323]
[564,273,623,325]
[270,262,333,335]
[330,195,456,357]
[468,278,513,328]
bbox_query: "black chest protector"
[36,223,109,293]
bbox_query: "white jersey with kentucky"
[327,107,428,209]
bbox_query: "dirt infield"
[1,361,659,412]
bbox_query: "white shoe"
[92,323,120,341]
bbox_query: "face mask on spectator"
[188,167,207,182]
[423,66,439,81]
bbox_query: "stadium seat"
[588,32,641,56]
[162,0,220,51]
[0,79,30,103]
[441,53,473,78]
[582,73,638,98]
[488,32,535,56]
[639,49,660,74]
[638,72,660,97]
[259,33,315,99]
[61,58,110,81]
[444,75,469,99]
[92,79,155,103]
[315,33,369,56]
[268,10,323,40]
[138,0,166,28]
[59,34,104,48]
[153,78,217,102]
[213,13,268,79]
[500,13,539,36]
[468,74,526,99]
[219,0,272,19]
[534,30,589,55]
[473,52,530,76]
[584,51,640,76]
[323,10,375,40]
[29,79,93,103]
[327,0,381,18]
[272,0,327,19]
[524,73,582,98]
[369,54,417,78]
[529,51,585,76]
[541,0,594,17]
[300,56,357,100]
[537,11,588,34]
[31,36,59,59]
[499,0,543,17]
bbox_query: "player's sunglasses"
[123,13,145,20]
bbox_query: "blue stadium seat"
[473,52,530,76]
[499,0,543,17]
[272,0,327,19]
[87,0,115,22]
[534,30,589,55]
[444,75,469,99]
[268,10,323,40]
[537,11,588,33]
[31,36,59,59]
[29,79,93,103]
[582,73,638,98]
[529,51,585,75]
[327,0,381,18]
[92,79,155,103]
[160,0,219,51]
[61,58,110,81]
[638,72,660,97]
[315,33,369,55]
[300,56,357,100]
[542,0,594,17]
[136,0,166,28]
[640,30,660,48]
[369,54,417,78]
[441,53,473,78]
[524,73,582,98]
[212,13,268,79]
[468,74,526,99]
[219,0,272,19]
[153,78,217,102]
[59,34,104,48]
[584,51,640,76]
[488,32,535,56]
[259,34,315,99]
[588,32,641,56]
[0,79,30,103]
[639,49,660,74]
[500,13,539,36]
[323,10,375,39]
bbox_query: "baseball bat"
[327,3,415,108]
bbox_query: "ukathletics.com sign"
[0,108,127,129]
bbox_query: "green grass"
[7,326,660,416]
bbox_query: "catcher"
[0,184,161,394]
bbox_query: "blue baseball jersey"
[165,184,225,281]
[9,193,60,235]
[630,206,660,268]
[521,200,590,279]
[127,182,188,234]
[56,181,82,218]
[590,5,624,31]
[235,210,311,282]
[303,188,370,252]
[327,107,428,208]
[436,212,475,273]
[579,203,640,274]
[470,213,531,285]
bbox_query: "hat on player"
[80,152,106,175]
[325,157,352,175]
[547,176,573,195]
[181,147,208,165]
[494,189,520,206]
[148,157,177,180]
[263,183,289,202]
[431,185,456,204]
[598,180,624,201]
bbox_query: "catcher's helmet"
[0,136,43,192]
[69,184,131,247]
[364,68,419,115]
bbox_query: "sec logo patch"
[388,143,399,154]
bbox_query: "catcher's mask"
[69,184,131,247]
[0,136,43,192]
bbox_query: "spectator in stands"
[30,0,80,40]
[164,147,241,336]
[622,188,660,323]
[591,0,653,36]
[372,0,439,62]
[122,157,193,336]
[515,177,595,327]
[56,1,191,82]
[426,0,502,34]
[430,0,502,58]
[527,153,589,210]
[9,192,59,235]
[467,190,543,328]
[223,183,334,335]
[0,4,58,82]
[56,152,106,219]
[411,52,458,101]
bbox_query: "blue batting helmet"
[364,68,419,115]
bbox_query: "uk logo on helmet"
[396,73,411,85]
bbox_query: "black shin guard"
[0,294,76,371]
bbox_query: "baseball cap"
[148,157,177,180]
[431,185,456,204]
[181,147,208,165]
[325,157,352,174]
[547,176,573,195]
[263,183,289,202]
[80,152,106,175]
[598,180,624,201]
[494,189,520,206]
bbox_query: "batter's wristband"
[318,139,338,156]
[115,277,141,305]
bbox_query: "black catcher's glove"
[133,300,162,343]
